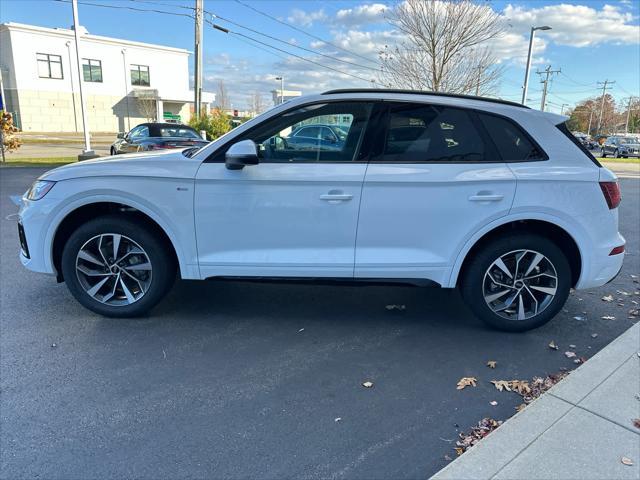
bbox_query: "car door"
[121,125,149,153]
[354,102,518,286]
[194,101,374,278]
[603,137,615,155]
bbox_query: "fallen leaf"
[362,381,374,388]
[602,295,614,302]
[632,418,640,429]
[51,343,57,348]
[601,315,616,320]
[621,457,634,466]
[334,417,342,422]
[564,351,576,358]
[591,333,598,338]
[548,341,559,350]
[629,308,639,317]
[515,403,527,412]
[573,316,585,322]
[454,447,464,456]
[444,454,452,461]
[487,361,497,369]
[491,380,511,392]
[457,377,477,390]
[298,328,305,333]
[385,304,406,311]
[489,400,498,406]
[569,344,576,348]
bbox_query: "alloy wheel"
[75,233,152,306]
[483,249,558,321]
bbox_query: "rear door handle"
[320,192,353,202]
[468,194,504,202]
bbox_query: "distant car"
[110,123,208,155]
[601,135,640,158]
[283,124,348,151]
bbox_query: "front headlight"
[25,180,56,200]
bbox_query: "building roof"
[0,22,190,55]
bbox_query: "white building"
[0,22,214,132]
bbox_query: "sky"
[1,0,639,113]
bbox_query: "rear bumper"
[575,232,625,289]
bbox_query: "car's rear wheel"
[460,234,571,332]
[601,148,607,158]
[615,149,621,158]
[61,215,176,317]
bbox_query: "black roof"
[321,89,529,109]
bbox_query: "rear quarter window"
[478,113,546,162]
[555,122,601,167]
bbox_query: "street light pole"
[71,0,96,159]
[521,25,551,106]
[275,76,284,104]
[194,0,203,118]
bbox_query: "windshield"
[159,127,201,139]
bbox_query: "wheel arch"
[449,216,584,289]
[50,199,185,281]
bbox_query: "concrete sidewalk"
[432,323,640,480]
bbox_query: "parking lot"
[1,167,638,479]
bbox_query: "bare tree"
[216,80,230,111]
[379,0,505,95]
[136,90,157,121]
[248,91,265,116]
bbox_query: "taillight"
[609,245,625,256]
[599,181,621,209]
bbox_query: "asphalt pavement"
[1,167,639,480]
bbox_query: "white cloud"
[287,8,327,27]
[502,3,639,48]
[335,3,389,26]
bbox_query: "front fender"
[42,187,199,280]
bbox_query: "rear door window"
[378,104,487,162]
[477,113,545,161]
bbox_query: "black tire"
[61,215,176,317]
[614,149,621,158]
[460,233,571,332]
[601,148,607,158]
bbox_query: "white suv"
[17,90,625,331]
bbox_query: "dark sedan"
[110,123,209,155]
[601,135,640,158]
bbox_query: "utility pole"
[560,103,569,115]
[71,0,96,160]
[596,80,615,134]
[194,0,203,118]
[587,107,594,136]
[625,96,635,134]
[536,65,561,112]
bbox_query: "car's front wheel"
[110,147,117,155]
[601,148,607,158]
[61,215,176,317]
[460,234,571,332]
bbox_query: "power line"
[233,0,379,65]
[207,20,379,85]
[559,72,597,88]
[52,0,193,18]
[205,10,380,73]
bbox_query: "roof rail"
[321,88,529,109]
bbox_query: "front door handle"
[468,194,504,202]
[320,191,353,202]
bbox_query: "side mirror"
[225,139,259,170]
[117,132,125,139]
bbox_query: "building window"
[37,53,63,79]
[130,64,150,86]
[82,58,103,82]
